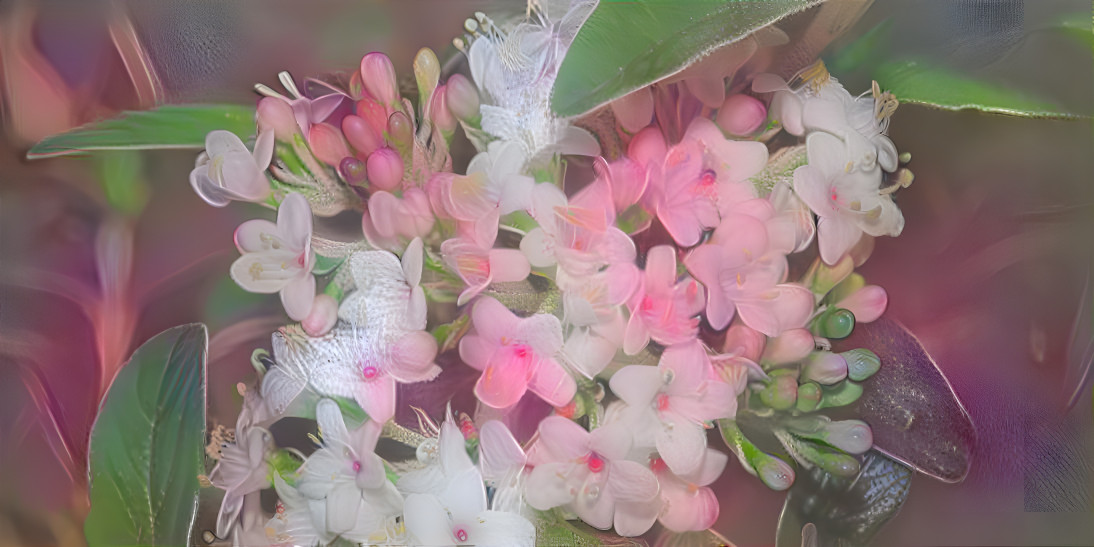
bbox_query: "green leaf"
[28,104,256,159]
[534,509,647,546]
[312,254,346,276]
[85,324,208,547]
[1052,12,1094,51]
[875,59,1085,119]
[551,0,824,117]
[95,151,149,216]
[826,19,893,75]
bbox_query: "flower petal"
[280,274,316,321]
[524,462,577,510]
[390,330,440,382]
[276,193,313,251]
[608,365,663,407]
[655,415,707,476]
[537,416,590,460]
[401,237,424,287]
[529,357,576,407]
[354,375,397,423]
[488,249,531,283]
[608,459,659,502]
[479,421,526,483]
[403,493,456,545]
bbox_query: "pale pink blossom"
[558,264,638,377]
[623,245,705,355]
[650,449,728,532]
[459,296,575,409]
[834,284,888,323]
[609,341,739,476]
[361,187,435,252]
[524,418,661,537]
[441,235,530,306]
[190,129,274,207]
[229,193,316,321]
[520,183,636,277]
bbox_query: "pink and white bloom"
[623,245,706,355]
[229,192,316,321]
[294,400,403,543]
[684,203,814,336]
[650,449,728,532]
[209,425,273,539]
[793,132,903,265]
[361,187,435,252]
[558,264,638,377]
[190,129,274,207]
[524,418,661,536]
[520,183,637,277]
[255,71,345,137]
[478,420,528,515]
[458,296,575,409]
[609,342,740,476]
[441,234,530,306]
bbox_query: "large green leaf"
[874,59,1085,119]
[27,104,255,159]
[84,324,208,547]
[551,0,824,117]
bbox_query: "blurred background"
[1,0,1091,545]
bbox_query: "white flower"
[229,192,316,321]
[467,1,600,163]
[190,129,274,207]
[290,399,403,545]
[793,132,904,265]
[209,425,273,539]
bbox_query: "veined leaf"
[84,324,208,547]
[551,0,824,117]
[27,104,255,159]
[875,59,1085,119]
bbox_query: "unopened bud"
[723,324,765,362]
[339,157,367,186]
[627,126,667,168]
[366,147,404,191]
[360,52,399,106]
[822,420,873,454]
[257,97,299,141]
[302,294,338,337]
[413,48,441,106]
[429,84,458,134]
[342,114,382,157]
[307,123,351,167]
[611,86,654,134]
[760,373,798,410]
[801,352,848,385]
[796,382,821,412]
[355,98,389,139]
[386,111,413,152]
[815,308,855,339]
[717,93,767,136]
[838,285,888,324]
[445,73,480,122]
[841,348,881,381]
[762,328,814,364]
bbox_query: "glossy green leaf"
[826,19,892,74]
[551,0,824,117]
[775,450,911,547]
[875,59,1085,119]
[28,104,256,159]
[85,324,208,547]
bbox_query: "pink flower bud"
[429,84,457,134]
[445,73,480,121]
[837,285,888,323]
[386,111,413,151]
[257,97,299,141]
[355,97,389,138]
[339,156,367,185]
[801,352,848,385]
[366,147,403,191]
[360,52,399,106]
[307,123,351,167]
[342,114,382,157]
[627,126,667,169]
[762,328,814,365]
[302,294,338,337]
[717,93,767,136]
[723,324,765,362]
[611,87,654,134]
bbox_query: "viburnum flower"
[650,448,729,532]
[229,192,316,321]
[684,201,814,336]
[524,417,661,536]
[520,183,637,277]
[261,241,440,422]
[294,400,403,543]
[557,264,638,377]
[623,245,706,355]
[458,296,575,409]
[441,233,531,306]
[478,420,528,515]
[400,412,536,546]
[254,71,346,137]
[609,341,740,476]
[209,425,273,539]
[466,2,600,163]
[361,187,435,252]
[793,132,904,265]
[190,129,274,207]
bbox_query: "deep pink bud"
[302,294,338,337]
[723,324,765,362]
[366,147,404,191]
[627,126,667,169]
[339,156,367,185]
[360,52,398,105]
[445,73,480,121]
[429,84,457,134]
[308,123,351,167]
[257,97,298,141]
[355,97,389,139]
[342,114,382,157]
[611,87,654,134]
[717,93,767,136]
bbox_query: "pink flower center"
[649,457,668,473]
[656,393,671,412]
[362,365,379,380]
[352,460,362,473]
[640,295,655,313]
[454,528,468,542]
[296,252,307,268]
[586,453,605,473]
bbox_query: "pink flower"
[520,183,636,277]
[524,418,661,536]
[361,187,435,252]
[255,71,345,137]
[650,449,728,532]
[609,341,739,476]
[623,246,705,355]
[190,129,274,207]
[441,235,530,306]
[459,297,575,409]
[835,284,888,323]
[558,264,639,377]
[684,205,814,336]
[229,193,316,320]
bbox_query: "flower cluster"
[198,2,909,544]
